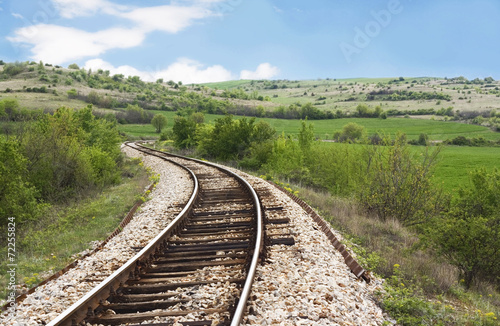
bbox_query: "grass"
[119,123,159,138]
[434,146,500,193]
[0,157,150,303]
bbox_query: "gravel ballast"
[222,166,387,325]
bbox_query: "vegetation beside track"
[0,102,150,304]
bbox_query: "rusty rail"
[47,143,199,326]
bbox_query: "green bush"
[359,134,445,226]
[0,138,43,224]
[1,62,26,77]
[333,122,366,143]
[263,134,308,181]
[380,264,445,325]
[172,116,198,149]
[194,115,275,161]
[424,168,500,288]
[67,88,78,99]
[20,107,122,202]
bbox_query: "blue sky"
[1,0,499,83]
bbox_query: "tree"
[112,74,124,82]
[151,114,168,133]
[425,169,500,288]
[356,104,370,117]
[334,122,366,142]
[68,63,79,69]
[418,133,429,146]
[20,107,121,201]
[199,116,255,160]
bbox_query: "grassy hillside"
[198,76,500,114]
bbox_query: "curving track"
[17,141,372,326]
[48,142,263,326]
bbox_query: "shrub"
[424,168,500,288]
[116,104,153,124]
[172,116,198,149]
[0,138,43,224]
[67,88,78,99]
[359,133,445,226]
[333,122,366,143]
[21,107,122,202]
[197,115,258,160]
[1,62,26,77]
[380,264,442,325]
[86,91,101,105]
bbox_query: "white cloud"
[119,5,212,33]
[157,58,234,84]
[11,13,24,19]
[240,63,279,80]
[8,24,144,63]
[84,58,234,84]
[7,1,228,64]
[51,0,127,18]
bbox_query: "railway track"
[21,141,370,325]
[47,142,265,326]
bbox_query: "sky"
[1,0,499,83]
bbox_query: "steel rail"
[47,142,199,326]
[133,142,263,326]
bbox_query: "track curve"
[47,141,263,326]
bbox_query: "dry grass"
[296,185,458,294]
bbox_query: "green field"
[255,117,500,141]
[120,112,500,142]
[434,146,500,192]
